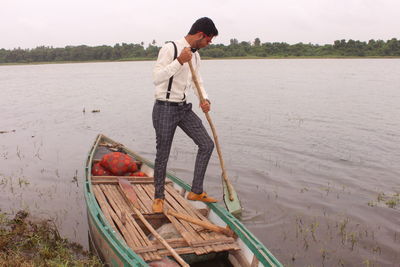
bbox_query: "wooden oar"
[166,209,234,237]
[188,60,242,217]
[118,178,189,267]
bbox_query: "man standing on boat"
[152,17,219,213]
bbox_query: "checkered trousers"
[152,102,214,199]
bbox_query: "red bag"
[92,162,112,176]
[100,152,138,176]
[129,171,147,177]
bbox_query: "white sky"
[1,0,399,49]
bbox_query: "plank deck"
[91,178,240,262]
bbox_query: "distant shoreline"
[1,56,399,66]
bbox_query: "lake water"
[1,59,399,266]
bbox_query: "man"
[152,17,218,213]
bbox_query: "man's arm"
[153,43,182,86]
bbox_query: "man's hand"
[177,47,192,65]
[200,100,210,113]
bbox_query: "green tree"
[229,38,238,46]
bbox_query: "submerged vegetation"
[0,210,101,266]
[1,37,400,64]
[368,192,400,208]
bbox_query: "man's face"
[196,32,214,49]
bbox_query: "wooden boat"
[84,134,282,267]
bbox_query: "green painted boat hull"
[84,134,283,267]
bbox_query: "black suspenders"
[166,41,178,100]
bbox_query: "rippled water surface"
[1,59,399,266]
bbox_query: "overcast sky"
[1,0,399,49]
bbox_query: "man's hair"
[188,17,218,36]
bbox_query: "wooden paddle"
[118,178,189,267]
[188,60,242,217]
[166,209,234,237]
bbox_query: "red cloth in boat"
[100,152,138,176]
[128,171,147,177]
[91,162,112,176]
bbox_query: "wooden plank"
[161,188,214,253]
[134,184,153,214]
[131,213,165,220]
[100,185,144,247]
[152,238,189,248]
[104,185,155,247]
[154,247,196,257]
[118,183,189,267]
[165,185,209,223]
[92,186,118,232]
[134,238,189,253]
[93,186,144,256]
[165,185,209,231]
[99,185,156,261]
[108,184,173,262]
[142,183,239,254]
[141,184,207,255]
[163,185,215,254]
[165,185,238,251]
[91,176,173,185]
[101,184,160,261]
[166,209,234,237]
[118,182,148,214]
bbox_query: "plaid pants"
[152,102,214,199]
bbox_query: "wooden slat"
[101,184,160,261]
[148,183,239,253]
[104,185,155,246]
[91,176,173,185]
[92,186,118,232]
[117,182,190,267]
[94,179,240,259]
[131,213,165,220]
[122,183,148,214]
[166,185,230,238]
[93,185,151,259]
[166,210,234,237]
[154,247,196,257]
[130,210,207,220]
[141,184,207,255]
[151,238,189,249]
[162,185,214,254]
[99,185,156,261]
[134,184,153,214]
[134,238,189,253]
[100,185,145,247]
[162,186,223,253]
[165,185,239,252]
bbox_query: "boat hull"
[84,134,282,267]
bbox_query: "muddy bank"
[0,210,101,266]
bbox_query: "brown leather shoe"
[152,198,164,213]
[187,192,218,203]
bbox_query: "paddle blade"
[222,178,242,218]
[118,178,140,209]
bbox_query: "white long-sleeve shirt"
[153,37,208,102]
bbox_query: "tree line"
[1,38,399,64]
